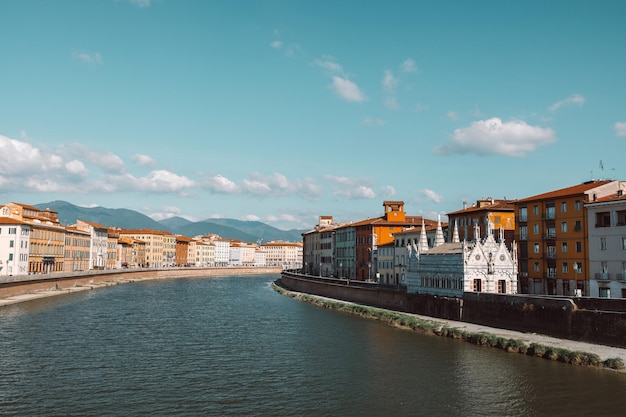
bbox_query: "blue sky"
[1,0,625,231]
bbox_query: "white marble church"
[406,218,518,297]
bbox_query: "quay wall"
[0,267,282,299]
[279,272,626,349]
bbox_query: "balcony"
[544,230,556,239]
[594,273,610,281]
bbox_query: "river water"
[0,274,623,416]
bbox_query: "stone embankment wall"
[0,267,282,299]
[279,272,626,349]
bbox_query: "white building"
[407,221,518,297]
[75,220,108,270]
[586,191,626,298]
[0,217,30,276]
[260,241,303,270]
[393,219,440,285]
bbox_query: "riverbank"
[0,267,282,307]
[272,281,626,373]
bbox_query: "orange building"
[175,235,193,266]
[514,180,624,295]
[353,201,426,281]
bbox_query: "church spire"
[452,219,460,243]
[419,218,429,253]
[435,215,445,247]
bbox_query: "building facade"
[586,191,626,298]
[514,180,625,296]
[407,222,518,297]
[0,217,30,276]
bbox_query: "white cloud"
[325,175,376,199]
[614,121,626,138]
[132,154,156,166]
[421,189,444,203]
[61,143,125,173]
[549,94,585,112]
[363,117,385,126]
[242,214,262,222]
[205,174,239,193]
[147,206,195,222]
[241,172,321,199]
[381,185,396,197]
[382,70,397,93]
[121,170,196,192]
[72,51,103,65]
[331,76,366,102]
[446,111,459,121]
[315,56,343,73]
[65,160,89,176]
[385,97,399,109]
[400,58,417,73]
[435,117,557,157]
[270,40,283,49]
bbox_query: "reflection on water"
[0,275,623,417]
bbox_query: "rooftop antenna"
[600,160,605,179]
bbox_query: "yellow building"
[118,229,175,268]
[447,198,516,248]
[64,226,91,272]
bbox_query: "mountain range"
[34,201,306,243]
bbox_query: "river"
[0,274,623,416]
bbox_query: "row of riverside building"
[0,202,303,276]
[302,179,626,299]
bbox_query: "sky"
[1,0,626,231]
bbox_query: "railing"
[594,273,610,281]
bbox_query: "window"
[561,202,567,212]
[562,262,569,273]
[473,279,482,292]
[8,254,13,261]
[601,237,607,250]
[519,225,527,240]
[533,205,539,216]
[575,200,581,211]
[498,280,506,293]
[534,262,540,272]
[622,237,626,250]
[546,205,555,219]
[618,210,626,226]
[576,241,582,252]
[9,227,16,234]
[533,224,539,234]
[574,221,582,232]
[494,216,501,224]
[534,243,540,253]
[519,207,527,222]
[596,212,611,227]
[561,222,568,233]
[562,242,568,253]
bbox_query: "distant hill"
[35,201,305,242]
[36,200,165,230]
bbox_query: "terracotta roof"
[588,191,626,204]
[78,219,109,230]
[118,228,173,235]
[0,217,29,225]
[515,180,613,203]
[447,200,515,216]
